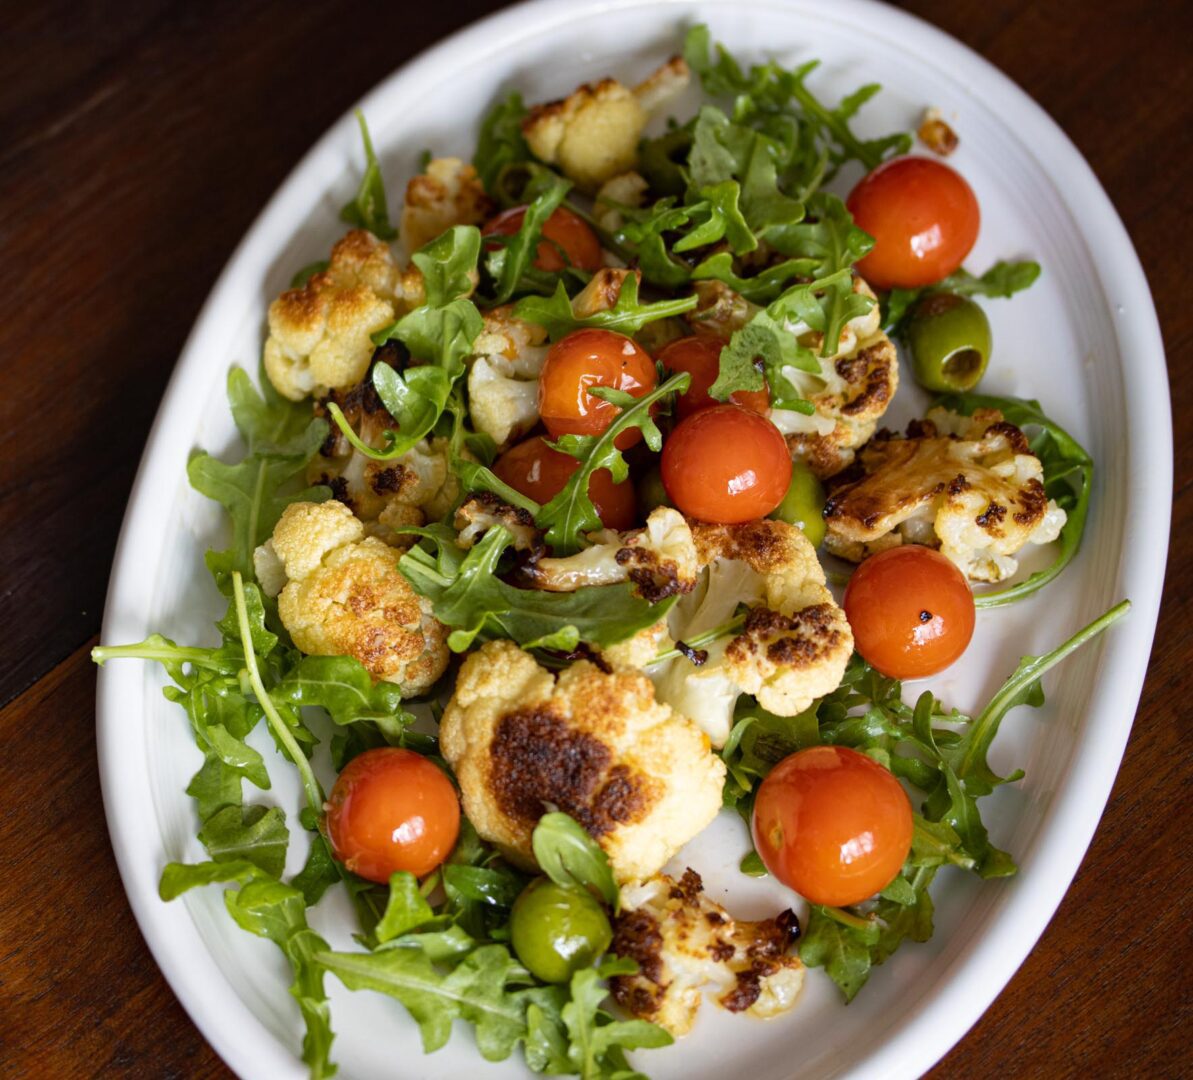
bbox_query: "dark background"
[1,1,1189,1076]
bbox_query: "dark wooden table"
[2,1,1188,1076]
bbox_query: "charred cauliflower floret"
[454,492,540,552]
[263,230,423,402]
[524,507,700,602]
[307,350,459,543]
[609,869,804,1036]
[466,306,550,450]
[824,407,1068,582]
[439,640,725,884]
[651,519,853,747]
[253,500,448,693]
[523,58,690,192]
[684,277,898,479]
[400,157,493,254]
[594,171,649,232]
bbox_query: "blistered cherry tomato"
[753,746,913,907]
[538,329,657,449]
[661,404,792,523]
[325,748,460,883]
[483,205,603,272]
[847,157,980,289]
[843,546,975,679]
[657,336,770,419]
[493,435,636,529]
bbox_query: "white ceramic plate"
[96,1,1170,1077]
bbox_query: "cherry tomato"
[843,546,976,679]
[538,328,657,449]
[752,745,913,907]
[847,157,980,289]
[661,405,792,524]
[657,336,770,419]
[493,435,636,529]
[483,205,603,272]
[325,748,460,883]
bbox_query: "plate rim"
[95,1,1172,1078]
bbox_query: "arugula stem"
[651,612,747,664]
[957,600,1130,780]
[232,572,325,815]
[91,642,227,670]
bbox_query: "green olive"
[770,460,827,546]
[637,465,673,514]
[510,878,612,984]
[906,293,992,393]
[639,128,692,197]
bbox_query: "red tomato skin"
[843,546,976,679]
[483,205,603,272]
[661,405,792,524]
[325,748,460,883]
[752,746,913,907]
[538,329,657,449]
[847,157,980,289]
[493,436,636,529]
[657,336,770,419]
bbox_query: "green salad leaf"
[514,275,697,341]
[935,392,1093,606]
[474,92,531,199]
[340,109,396,240]
[399,524,674,654]
[531,813,620,912]
[884,259,1041,333]
[189,368,331,589]
[483,175,572,303]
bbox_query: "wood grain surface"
[1,1,1188,1076]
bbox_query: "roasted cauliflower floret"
[400,157,493,254]
[523,58,690,192]
[253,500,448,693]
[465,306,550,450]
[594,171,649,232]
[263,230,423,402]
[525,507,699,602]
[454,492,540,552]
[823,407,1067,582]
[685,277,896,478]
[307,351,459,542]
[651,519,853,747]
[439,640,725,884]
[609,869,803,1036]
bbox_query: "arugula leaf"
[158,858,269,901]
[673,180,755,254]
[197,803,290,877]
[484,176,571,303]
[514,275,697,342]
[690,250,817,303]
[274,654,415,743]
[227,881,337,1078]
[292,833,342,908]
[935,393,1093,606]
[799,905,877,1003]
[561,960,673,1076]
[443,864,525,910]
[884,259,1041,334]
[319,941,534,1061]
[376,872,437,942]
[415,223,484,308]
[474,92,530,198]
[189,368,330,587]
[340,109,396,240]
[535,373,689,554]
[399,525,673,653]
[531,813,619,911]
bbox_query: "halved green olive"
[510,878,612,984]
[770,460,826,546]
[906,293,992,392]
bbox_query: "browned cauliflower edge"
[609,868,804,1036]
[438,640,725,884]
